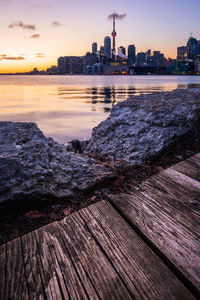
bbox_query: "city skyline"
[0,0,200,73]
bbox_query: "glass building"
[187,35,199,60]
[92,42,98,54]
[128,45,136,66]
[104,36,111,59]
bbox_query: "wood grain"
[109,188,200,296]
[0,238,28,300]
[45,222,96,299]
[171,156,200,182]
[58,207,132,300]
[21,231,50,299]
[79,200,194,300]
[145,168,200,216]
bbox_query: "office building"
[84,52,97,72]
[137,52,146,65]
[177,46,187,60]
[92,42,97,54]
[153,51,165,66]
[187,35,199,60]
[119,46,126,55]
[58,57,65,74]
[99,46,104,56]
[146,49,151,58]
[58,56,84,74]
[128,45,136,66]
[104,36,111,59]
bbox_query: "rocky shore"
[0,122,115,204]
[85,88,200,162]
[0,88,200,244]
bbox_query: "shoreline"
[1,74,200,76]
[0,87,200,245]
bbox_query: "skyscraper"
[153,51,165,67]
[146,49,151,58]
[187,35,199,60]
[58,57,65,74]
[92,42,98,54]
[100,46,104,56]
[177,46,187,60]
[104,36,111,59]
[128,45,136,66]
[137,52,146,65]
[119,46,126,55]
[84,52,97,72]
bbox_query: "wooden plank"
[56,208,133,300]
[0,197,198,299]
[109,191,200,296]
[0,206,132,300]
[145,168,200,216]
[78,201,194,300]
[171,158,200,183]
[165,168,200,192]
[0,243,6,300]
[39,223,91,299]
[33,229,70,300]
[21,223,89,299]
[0,238,28,300]
[188,153,200,168]
[140,183,200,235]
[21,230,54,299]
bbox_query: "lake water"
[0,75,200,143]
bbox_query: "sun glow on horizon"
[0,0,199,73]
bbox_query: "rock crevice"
[0,122,114,203]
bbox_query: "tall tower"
[111,13,117,58]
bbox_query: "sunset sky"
[0,0,200,73]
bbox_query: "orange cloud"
[35,53,45,58]
[30,34,40,38]
[0,54,25,60]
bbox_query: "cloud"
[35,53,45,58]
[51,21,62,27]
[8,21,36,30]
[0,54,25,60]
[108,13,127,20]
[30,34,40,38]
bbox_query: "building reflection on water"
[1,77,199,144]
[57,82,200,115]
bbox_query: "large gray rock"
[0,122,114,203]
[84,88,200,162]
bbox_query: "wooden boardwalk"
[0,154,200,299]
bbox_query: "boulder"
[0,122,114,203]
[84,88,200,162]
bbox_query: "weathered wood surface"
[109,155,200,296]
[0,201,194,300]
[171,153,200,182]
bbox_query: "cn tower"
[111,13,117,58]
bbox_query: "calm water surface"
[0,75,200,143]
